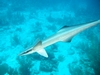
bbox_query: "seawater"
[0,0,100,75]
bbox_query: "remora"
[19,20,100,58]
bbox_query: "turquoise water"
[0,0,100,75]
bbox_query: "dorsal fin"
[57,26,69,33]
[60,26,69,30]
[34,39,42,49]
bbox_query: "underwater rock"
[68,61,95,75]
[0,63,9,75]
[30,68,40,75]
[68,47,75,55]
[0,63,19,75]
[67,48,75,55]
[57,55,65,62]
[50,71,58,75]
[8,12,25,25]
[39,59,59,72]
[4,73,9,75]
[17,56,33,75]
[11,33,21,46]
[30,61,40,75]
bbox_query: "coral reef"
[57,55,65,62]
[11,33,20,46]
[39,59,59,72]
[0,63,18,75]
[17,57,32,75]
[86,34,100,75]
[68,60,95,75]
[8,12,25,25]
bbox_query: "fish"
[19,20,100,58]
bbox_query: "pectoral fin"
[37,49,48,58]
[34,39,48,58]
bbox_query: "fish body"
[19,20,100,57]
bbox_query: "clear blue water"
[0,0,100,75]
